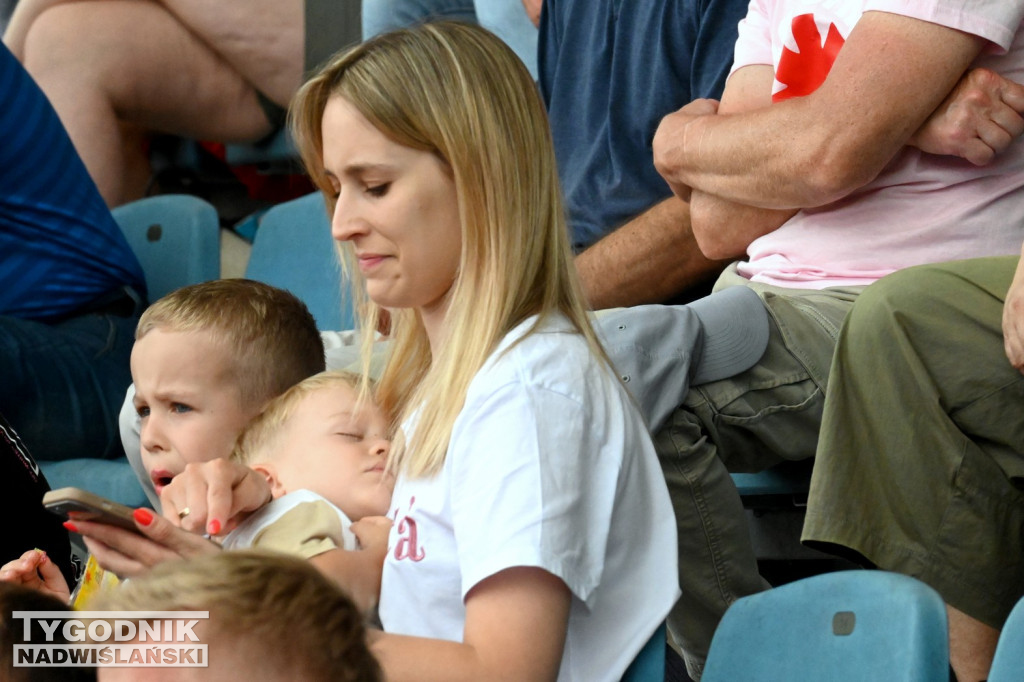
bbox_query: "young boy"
[128,278,326,502]
[220,371,394,608]
[1,279,326,600]
[93,550,382,681]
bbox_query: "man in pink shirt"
[652,2,1024,679]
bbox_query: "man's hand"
[911,68,1024,165]
[1002,250,1024,373]
[653,98,721,201]
[521,0,542,27]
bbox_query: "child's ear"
[250,464,287,500]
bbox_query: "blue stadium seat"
[621,623,666,682]
[112,194,221,302]
[988,595,1024,682]
[702,570,949,682]
[39,459,148,508]
[732,459,811,505]
[245,192,356,331]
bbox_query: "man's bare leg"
[948,604,999,682]
[20,0,302,206]
[2,0,78,59]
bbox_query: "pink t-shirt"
[731,0,1024,288]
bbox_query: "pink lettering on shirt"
[392,496,425,562]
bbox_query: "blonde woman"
[80,22,679,681]
[296,22,677,679]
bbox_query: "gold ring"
[178,507,191,520]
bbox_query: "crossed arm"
[654,11,1024,258]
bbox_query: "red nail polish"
[207,519,221,535]
[62,521,79,533]
[133,508,154,526]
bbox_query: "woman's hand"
[0,549,71,602]
[160,458,272,536]
[352,515,392,558]
[73,508,221,579]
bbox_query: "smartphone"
[42,487,140,532]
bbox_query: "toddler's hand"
[352,516,393,560]
[0,549,71,602]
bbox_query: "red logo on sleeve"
[774,14,846,102]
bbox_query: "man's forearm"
[689,189,797,260]
[654,12,984,210]
[575,197,728,309]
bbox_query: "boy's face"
[131,328,256,497]
[262,383,394,520]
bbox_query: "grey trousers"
[656,265,863,678]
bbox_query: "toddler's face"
[265,382,394,520]
[131,328,254,497]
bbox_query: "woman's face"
[322,95,462,330]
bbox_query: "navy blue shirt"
[540,0,748,251]
[0,44,145,321]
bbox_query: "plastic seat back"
[245,192,355,331]
[988,595,1024,682]
[702,570,949,682]
[620,623,666,682]
[112,194,220,302]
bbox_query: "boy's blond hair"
[231,370,364,467]
[136,279,326,410]
[92,550,382,682]
[291,23,609,478]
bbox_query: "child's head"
[291,22,601,477]
[94,550,382,682]
[232,371,393,521]
[131,279,326,495]
[0,582,95,682]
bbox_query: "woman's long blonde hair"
[291,22,607,477]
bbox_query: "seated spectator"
[649,2,1024,678]
[126,279,325,506]
[222,371,394,612]
[803,254,1024,682]
[541,0,748,308]
[0,42,146,465]
[2,0,360,206]
[1,279,325,602]
[92,550,382,681]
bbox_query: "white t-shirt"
[731,0,1024,288]
[221,489,357,558]
[378,315,679,682]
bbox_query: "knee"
[842,264,958,352]
[22,4,114,87]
